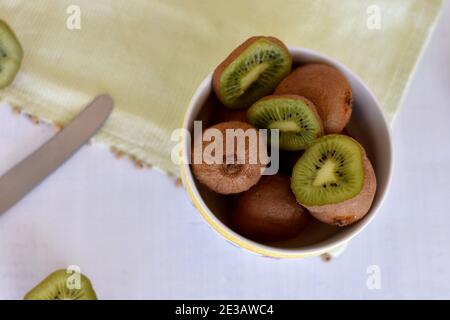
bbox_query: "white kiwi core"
[313,159,339,187]
[240,62,269,93]
[268,120,300,132]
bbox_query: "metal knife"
[0,94,114,214]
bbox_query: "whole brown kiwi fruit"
[212,105,248,124]
[275,63,352,134]
[231,175,310,241]
[191,121,267,194]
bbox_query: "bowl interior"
[183,48,392,255]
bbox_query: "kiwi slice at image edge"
[24,269,97,300]
[0,20,23,89]
[213,36,292,109]
[247,95,323,151]
[291,134,376,226]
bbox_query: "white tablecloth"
[0,3,449,299]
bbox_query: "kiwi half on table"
[24,269,97,300]
[0,20,23,89]
[213,36,292,109]
[247,95,323,151]
[291,134,376,226]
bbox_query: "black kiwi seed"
[0,47,7,59]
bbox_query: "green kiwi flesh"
[24,269,97,300]
[218,38,291,109]
[0,20,23,89]
[247,95,323,151]
[291,134,365,206]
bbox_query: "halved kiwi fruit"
[213,36,292,109]
[0,20,23,89]
[24,269,97,300]
[247,95,323,151]
[291,134,376,226]
[191,121,267,194]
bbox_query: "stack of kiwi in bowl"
[190,36,377,244]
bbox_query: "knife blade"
[0,94,114,214]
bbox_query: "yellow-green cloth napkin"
[0,0,443,177]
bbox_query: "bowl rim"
[180,46,393,258]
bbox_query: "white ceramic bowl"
[180,47,392,258]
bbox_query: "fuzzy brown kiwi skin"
[303,148,377,227]
[212,36,291,109]
[212,105,248,124]
[275,64,352,134]
[191,121,266,194]
[231,175,310,242]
